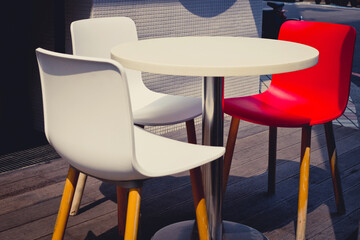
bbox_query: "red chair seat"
[224,85,343,127]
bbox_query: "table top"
[111,36,319,77]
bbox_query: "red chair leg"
[324,121,345,214]
[223,117,240,194]
[296,126,311,240]
[268,126,277,194]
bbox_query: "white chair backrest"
[36,48,139,180]
[70,17,148,98]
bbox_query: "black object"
[262,2,287,39]
[262,2,302,39]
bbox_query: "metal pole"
[202,76,224,239]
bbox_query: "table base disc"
[151,220,268,240]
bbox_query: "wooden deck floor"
[0,118,360,240]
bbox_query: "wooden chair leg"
[186,119,210,239]
[190,167,210,240]
[223,117,240,194]
[296,126,311,240]
[186,119,197,145]
[324,121,346,214]
[70,172,87,216]
[268,126,277,194]
[117,186,128,238]
[124,188,141,240]
[52,167,79,240]
[119,123,143,238]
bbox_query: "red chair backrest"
[270,21,356,120]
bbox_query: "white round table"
[111,36,318,240]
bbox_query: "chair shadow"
[77,157,360,240]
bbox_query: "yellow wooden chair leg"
[124,188,141,240]
[117,186,128,238]
[186,119,210,239]
[223,117,240,194]
[190,167,210,240]
[268,126,277,194]
[70,172,87,216]
[52,167,79,240]
[296,126,311,240]
[324,121,345,214]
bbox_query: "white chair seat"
[66,125,223,182]
[133,127,223,177]
[132,92,201,126]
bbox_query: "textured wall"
[65,0,263,134]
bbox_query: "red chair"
[223,21,356,239]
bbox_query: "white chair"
[36,48,224,240]
[69,17,203,228]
